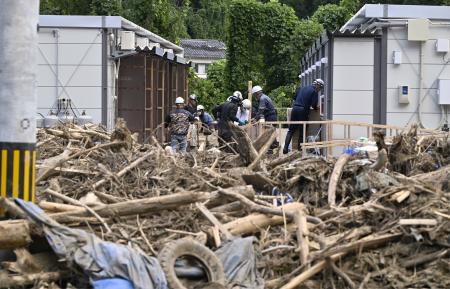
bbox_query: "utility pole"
[0,0,40,203]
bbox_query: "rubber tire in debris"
[158,239,226,289]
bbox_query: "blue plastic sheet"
[15,199,167,289]
[93,278,134,289]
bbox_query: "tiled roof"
[180,39,226,60]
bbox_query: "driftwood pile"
[0,121,449,289]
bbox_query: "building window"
[197,64,206,74]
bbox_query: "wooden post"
[248,81,253,119]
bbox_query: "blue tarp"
[15,199,167,289]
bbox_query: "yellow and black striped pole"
[0,144,36,202]
[0,0,39,204]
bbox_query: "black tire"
[158,239,226,289]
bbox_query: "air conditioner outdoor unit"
[136,37,149,49]
[149,42,160,49]
[120,31,135,50]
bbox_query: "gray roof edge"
[39,15,122,28]
[341,4,450,32]
[38,15,183,54]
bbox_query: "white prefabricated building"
[300,4,450,141]
[37,15,184,129]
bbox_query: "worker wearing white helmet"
[252,85,277,122]
[235,99,251,126]
[233,91,243,102]
[196,105,214,127]
[164,97,195,154]
[283,78,324,154]
[185,94,198,114]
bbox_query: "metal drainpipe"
[418,41,425,128]
[53,29,60,105]
[0,0,39,203]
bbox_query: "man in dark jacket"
[212,95,245,150]
[165,97,195,154]
[283,79,324,154]
[185,94,198,115]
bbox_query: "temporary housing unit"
[181,39,226,79]
[37,15,188,140]
[300,4,450,141]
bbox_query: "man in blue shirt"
[197,105,214,126]
[283,79,324,154]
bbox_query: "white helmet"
[242,99,251,109]
[197,105,205,111]
[313,79,324,88]
[251,85,263,94]
[189,94,197,100]
[175,97,185,104]
[233,91,243,101]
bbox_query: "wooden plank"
[398,219,437,226]
[196,202,233,240]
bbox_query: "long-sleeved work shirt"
[293,85,318,109]
[255,94,277,121]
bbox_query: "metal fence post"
[0,0,39,203]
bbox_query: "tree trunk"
[0,220,31,249]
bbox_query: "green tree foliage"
[189,60,229,111]
[225,0,322,97]
[40,0,93,14]
[122,0,189,42]
[311,0,359,32]
[186,0,230,40]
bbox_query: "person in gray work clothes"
[252,85,279,150]
[252,85,278,122]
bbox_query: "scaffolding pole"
[0,0,39,202]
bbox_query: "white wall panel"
[387,112,446,129]
[386,88,441,113]
[38,65,101,87]
[334,38,374,65]
[39,28,102,44]
[387,39,420,64]
[387,64,450,89]
[37,87,102,108]
[39,43,102,65]
[332,91,373,115]
[387,39,450,65]
[333,66,374,91]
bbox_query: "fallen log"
[0,220,32,249]
[252,126,275,152]
[327,153,351,206]
[294,209,309,266]
[223,202,304,235]
[280,233,401,289]
[267,151,302,169]
[398,218,437,226]
[50,186,254,223]
[39,201,85,213]
[230,124,258,164]
[196,202,233,240]
[0,272,66,288]
[402,249,449,268]
[248,131,277,170]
